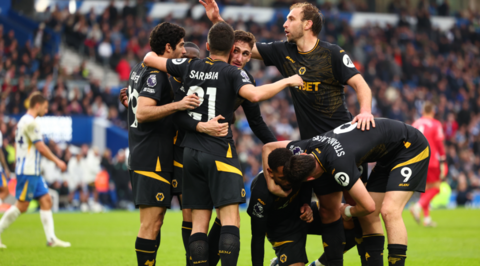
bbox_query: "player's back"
[15,114,42,176]
[412,117,444,167]
[127,62,175,172]
[167,57,252,158]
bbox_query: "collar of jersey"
[207,57,223,62]
[298,39,320,55]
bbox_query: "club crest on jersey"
[253,202,264,218]
[240,70,250,83]
[147,75,157,87]
[298,67,306,75]
[343,54,355,68]
[289,145,303,155]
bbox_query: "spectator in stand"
[101,149,132,209]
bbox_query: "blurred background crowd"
[1,0,480,211]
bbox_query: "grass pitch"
[0,208,479,265]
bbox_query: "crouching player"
[250,148,358,266]
[263,118,430,266]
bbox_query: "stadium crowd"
[1,1,480,209]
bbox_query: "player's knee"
[380,206,401,221]
[40,194,53,209]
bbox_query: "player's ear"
[230,45,235,54]
[305,176,315,181]
[206,42,210,51]
[165,43,172,54]
[304,20,313,32]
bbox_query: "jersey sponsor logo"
[399,183,410,187]
[143,87,155,94]
[289,145,303,155]
[130,71,140,83]
[253,202,264,218]
[298,81,321,91]
[146,74,157,87]
[343,54,355,68]
[334,172,350,187]
[189,70,219,80]
[280,254,287,263]
[240,70,251,83]
[172,58,188,65]
[298,67,306,75]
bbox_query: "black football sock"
[154,231,161,259]
[317,228,356,265]
[322,217,345,265]
[135,237,157,266]
[363,234,384,266]
[189,233,209,266]
[388,244,407,266]
[208,218,222,266]
[219,226,240,266]
[182,221,193,266]
[353,218,367,266]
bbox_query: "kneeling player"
[251,149,358,266]
[264,118,430,266]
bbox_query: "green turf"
[1,208,479,265]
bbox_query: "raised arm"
[239,75,303,103]
[143,52,168,72]
[261,141,291,197]
[347,74,375,131]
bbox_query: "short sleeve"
[287,138,314,154]
[139,70,167,102]
[314,151,360,191]
[230,68,253,95]
[256,41,288,68]
[247,174,272,218]
[330,45,360,85]
[25,121,42,144]
[166,58,191,78]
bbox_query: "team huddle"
[116,0,443,266]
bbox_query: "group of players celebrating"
[121,1,442,266]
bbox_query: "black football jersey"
[247,172,312,239]
[288,118,420,190]
[166,57,252,158]
[256,40,360,139]
[169,76,186,147]
[127,63,175,172]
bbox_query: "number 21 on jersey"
[186,86,217,121]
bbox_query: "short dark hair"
[284,155,316,186]
[290,2,324,36]
[207,22,235,56]
[149,22,185,55]
[29,91,46,108]
[234,30,256,49]
[268,148,293,173]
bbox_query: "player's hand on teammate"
[119,88,128,108]
[199,0,222,23]
[286,74,304,88]
[340,203,352,221]
[56,159,67,172]
[177,94,201,111]
[300,203,314,223]
[352,111,375,131]
[198,115,229,137]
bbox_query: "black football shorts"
[270,231,308,266]
[130,170,172,208]
[367,131,430,193]
[182,147,246,209]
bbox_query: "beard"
[286,27,304,44]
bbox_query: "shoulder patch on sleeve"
[342,54,355,68]
[146,74,157,87]
[172,58,188,65]
[252,202,265,218]
[240,70,251,82]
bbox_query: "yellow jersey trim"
[312,152,326,172]
[226,144,232,158]
[272,240,293,247]
[215,161,242,176]
[174,161,183,168]
[391,147,429,171]
[155,157,162,172]
[134,171,170,185]
[19,180,29,201]
[298,39,319,55]
[173,77,182,83]
[135,249,155,254]
[173,131,178,145]
[182,226,192,230]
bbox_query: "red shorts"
[426,167,440,183]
